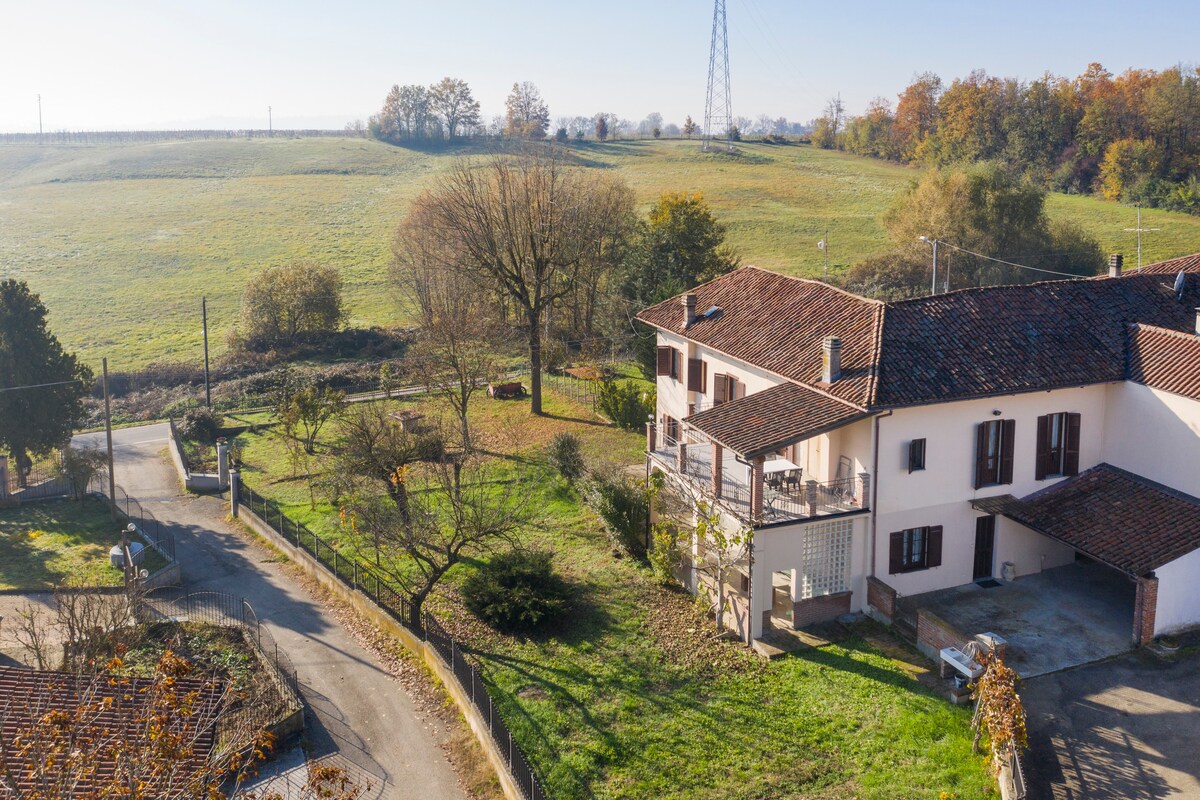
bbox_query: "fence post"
[229,470,240,518]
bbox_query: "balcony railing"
[648,430,868,525]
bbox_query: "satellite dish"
[1175,269,1186,301]
[817,240,826,250]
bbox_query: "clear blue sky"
[2,0,1199,132]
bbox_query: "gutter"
[869,410,893,577]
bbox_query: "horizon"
[2,1,1200,133]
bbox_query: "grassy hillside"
[4,136,1200,370]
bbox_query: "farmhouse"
[638,252,1200,676]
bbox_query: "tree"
[55,444,108,501]
[594,113,609,142]
[429,77,480,141]
[343,457,530,631]
[682,116,698,138]
[0,280,92,486]
[233,262,345,350]
[893,71,943,161]
[639,112,663,137]
[393,215,502,452]
[693,501,753,635]
[280,384,345,455]
[504,82,550,139]
[398,150,633,414]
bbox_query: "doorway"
[974,516,996,581]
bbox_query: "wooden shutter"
[999,419,1016,485]
[713,374,727,404]
[926,526,943,568]
[736,379,746,400]
[888,531,904,574]
[1064,412,1081,476]
[974,423,989,489]
[908,439,925,473]
[687,358,705,392]
[1035,414,1050,481]
[656,346,671,376]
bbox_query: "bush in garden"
[463,549,570,633]
[177,407,224,443]
[547,432,585,485]
[586,469,651,559]
[596,380,655,431]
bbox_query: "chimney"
[1195,307,1200,336]
[681,293,697,328]
[822,336,842,383]
[1108,253,1124,278]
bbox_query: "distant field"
[3,136,1200,370]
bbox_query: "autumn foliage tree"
[233,261,345,350]
[972,652,1029,772]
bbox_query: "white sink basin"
[940,646,984,680]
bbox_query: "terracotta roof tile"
[1128,323,1200,401]
[682,382,867,457]
[636,267,882,407]
[1120,252,1200,276]
[973,464,1200,575]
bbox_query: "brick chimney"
[822,336,842,383]
[1108,253,1124,278]
[681,293,697,328]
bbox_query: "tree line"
[813,63,1200,213]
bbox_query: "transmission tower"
[702,0,733,151]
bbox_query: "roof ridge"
[738,265,885,305]
[1129,321,1199,341]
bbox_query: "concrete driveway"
[75,423,468,800]
[1023,647,1200,799]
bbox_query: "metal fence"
[237,482,548,800]
[110,483,176,562]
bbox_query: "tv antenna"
[702,0,733,152]
[1123,206,1159,269]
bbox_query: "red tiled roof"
[972,464,1200,575]
[636,267,883,407]
[638,256,1200,409]
[1128,323,1200,401]
[875,270,1200,406]
[682,382,868,457]
[0,665,222,794]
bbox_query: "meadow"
[4,135,1200,370]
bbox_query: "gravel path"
[74,423,469,800]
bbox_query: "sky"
[2,0,1200,132]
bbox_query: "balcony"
[648,430,869,526]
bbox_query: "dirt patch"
[638,582,761,680]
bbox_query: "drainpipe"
[869,410,893,578]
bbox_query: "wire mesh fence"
[237,481,548,800]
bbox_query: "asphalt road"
[75,423,468,800]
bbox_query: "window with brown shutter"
[656,346,671,376]
[975,419,1015,488]
[713,373,727,405]
[671,348,681,380]
[1036,412,1080,479]
[1035,414,1052,480]
[890,526,939,573]
[687,358,706,392]
[908,438,926,473]
[1063,412,1081,476]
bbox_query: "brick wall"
[916,609,964,662]
[792,591,852,628]
[866,576,897,622]
[1134,574,1159,645]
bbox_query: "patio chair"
[784,469,801,491]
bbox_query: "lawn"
[5,136,1200,371]
[235,382,992,799]
[0,497,166,590]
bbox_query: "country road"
[75,423,468,800]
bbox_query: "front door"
[974,516,996,581]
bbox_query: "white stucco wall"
[1153,549,1200,635]
[992,518,1075,580]
[1103,382,1200,498]
[873,385,1110,596]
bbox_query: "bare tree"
[343,456,530,630]
[54,444,108,501]
[393,216,502,453]
[504,82,550,139]
[397,150,632,414]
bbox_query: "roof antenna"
[1175,270,1186,302]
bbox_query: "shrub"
[648,521,686,585]
[177,407,223,443]
[596,380,655,432]
[586,470,651,558]
[547,432,585,485]
[463,549,570,633]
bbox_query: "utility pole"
[702,0,733,152]
[920,236,939,295]
[102,358,116,521]
[268,105,272,136]
[818,232,829,280]
[37,94,42,140]
[202,297,211,408]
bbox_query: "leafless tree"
[395,149,633,414]
[429,77,481,141]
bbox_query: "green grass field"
[0,497,166,589]
[234,387,991,799]
[4,136,1200,371]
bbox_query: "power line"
[0,381,87,395]
[935,240,1086,278]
